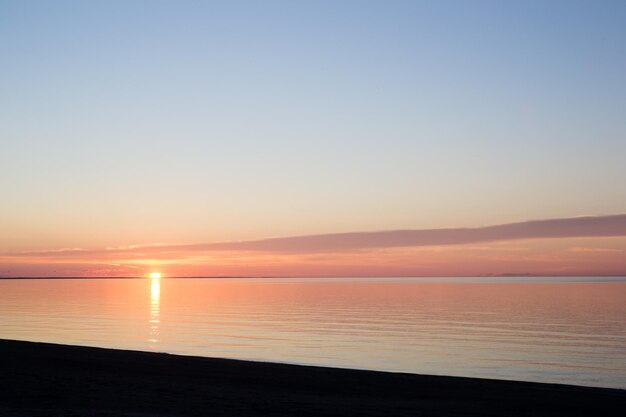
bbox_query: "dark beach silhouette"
[0,339,624,416]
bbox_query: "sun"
[149,272,162,279]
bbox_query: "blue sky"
[1,0,625,255]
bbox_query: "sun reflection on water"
[148,277,160,345]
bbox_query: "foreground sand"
[0,339,624,416]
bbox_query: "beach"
[0,339,623,416]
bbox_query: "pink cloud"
[7,214,626,259]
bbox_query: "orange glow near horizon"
[1,236,625,278]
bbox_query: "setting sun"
[149,272,162,279]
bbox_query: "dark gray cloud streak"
[10,214,626,258]
[197,213,626,252]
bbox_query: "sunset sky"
[1,1,625,277]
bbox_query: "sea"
[0,276,624,389]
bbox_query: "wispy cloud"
[568,247,623,253]
[6,214,626,260]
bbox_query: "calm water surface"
[0,277,625,389]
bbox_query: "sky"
[1,0,625,277]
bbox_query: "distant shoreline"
[0,339,624,417]
[1,274,625,280]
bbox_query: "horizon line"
[1,274,626,280]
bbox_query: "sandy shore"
[0,339,624,416]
